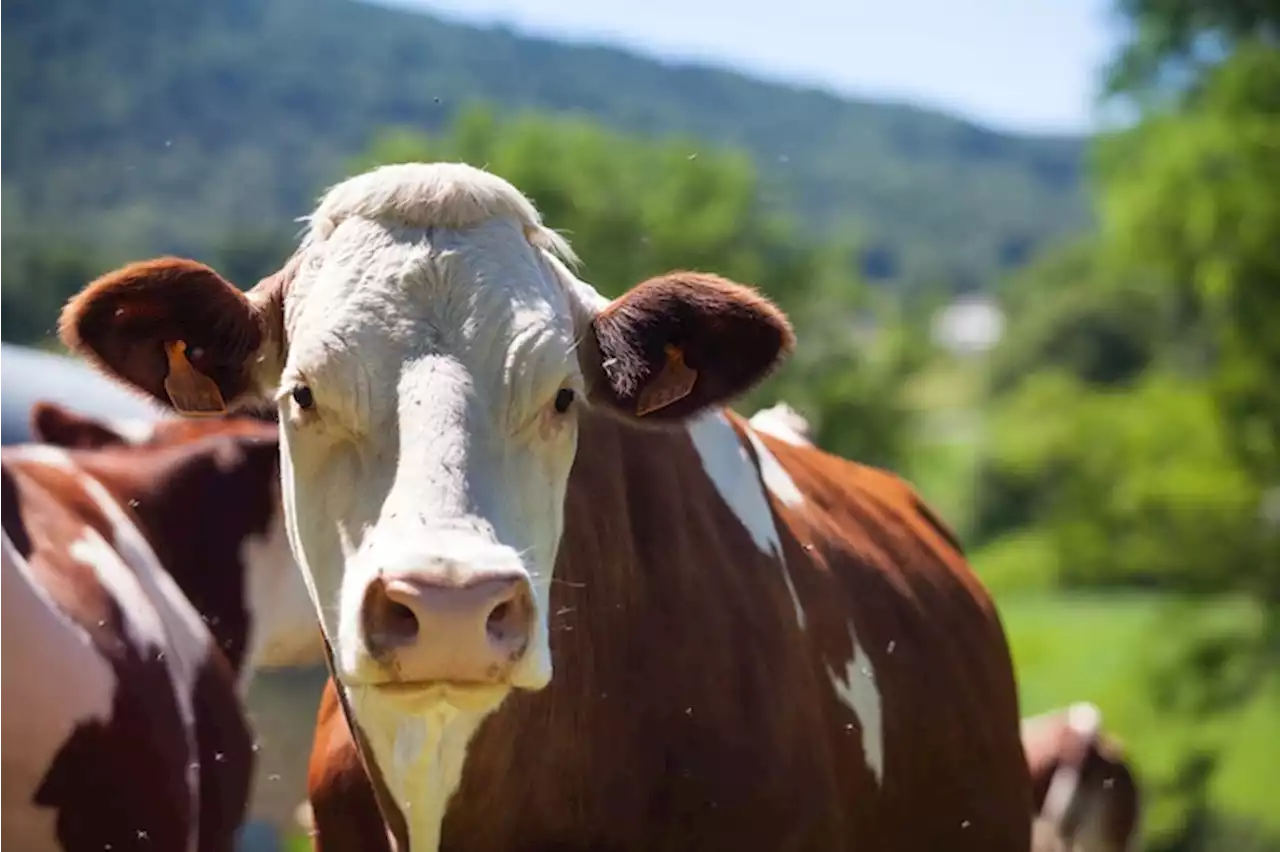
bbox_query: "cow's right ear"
[31,402,128,450]
[59,257,283,415]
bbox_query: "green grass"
[283,835,311,852]
[969,529,1062,595]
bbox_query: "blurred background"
[2,0,1277,849]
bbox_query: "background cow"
[1023,702,1142,852]
[26,402,322,676]
[59,162,1033,851]
[2,403,318,851]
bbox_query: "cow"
[58,161,1033,852]
[1023,703,1141,852]
[2,402,319,851]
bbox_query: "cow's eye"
[291,385,315,411]
[553,388,576,415]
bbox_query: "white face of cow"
[277,194,596,693]
[62,161,795,848]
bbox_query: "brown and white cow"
[1023,703,1142,852]
[59,162,1033,851]
[2,403,318,851]
[28,401,323,675]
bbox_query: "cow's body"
[60,162,1033,851]
[1023,703,1141,852]
[303,406,1030,851]
[1,406,318,852]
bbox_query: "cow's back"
[1,452,254,852]
[743,418,1032,849]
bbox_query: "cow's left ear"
[584,272,795,422]
[59,257,286,416]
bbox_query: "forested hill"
[2,0,1089,290]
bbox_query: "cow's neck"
[354,406,790,851]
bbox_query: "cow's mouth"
[362,679,510,712]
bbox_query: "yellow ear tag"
[635,344,698,416]
[163,340,227,416]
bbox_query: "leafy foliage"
[968,4,1280,848]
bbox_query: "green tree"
[0,235,106,345]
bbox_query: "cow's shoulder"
[733,416,974,595]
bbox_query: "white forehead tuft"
[303,162,579,268]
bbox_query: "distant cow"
[61,161,1033,851]
[2,403,318,851]
[1023,702,1141,852]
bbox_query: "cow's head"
[61,162,792,706]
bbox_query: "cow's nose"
[360,570,534,684]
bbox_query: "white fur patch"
[353,687,502,852]
[686,413,806,629]
[104,416,159,445]
[743,427,805,509]
[2,535,117,852]
[1067,701,1102,738]
[748,402,813,447]
[687,413,782,556]
[1042,702,1104,824]
[240,491,321,681]
[827,621,884,785]
[304,161,578,268]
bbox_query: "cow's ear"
[584,272,794,422]
[30,402,127,450]
[60,257,285,415]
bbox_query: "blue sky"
[391,0,1121,135]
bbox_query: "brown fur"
[589,272,795,422]
[59,257,293,414]
[29,406,284,671]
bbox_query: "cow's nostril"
[362,580,421,654]
[385,601,418,638]
[486,600,513,641]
